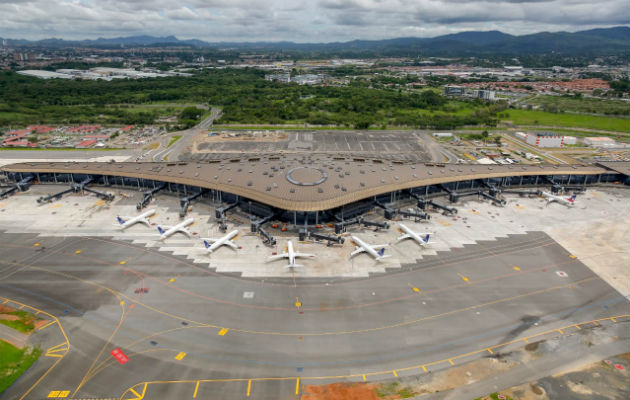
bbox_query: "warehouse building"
[526,132,564,148]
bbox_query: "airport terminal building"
[1,157,629,226]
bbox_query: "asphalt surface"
[0,224,627,400]
[190,130,437,162]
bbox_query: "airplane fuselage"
[205,230,238,253]
[159,218,194,239]
[117,209,155,229]
[541,191,575,206]
[350,235,381,259]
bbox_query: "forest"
[0,69,503,130]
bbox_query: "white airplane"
[396,223,434,247]
[115,209,155,229]
[267,240,314,268]
[349,235,390,261]
[157,218,194,240]
[540,191,577,207]
[201,230,239,253]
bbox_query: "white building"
[584,137,617,148]
[17,70,73,79]
[526,132,564,148]
[563,136,577,145]
[432,132,453,138]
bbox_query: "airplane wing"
[267,253,288,262]
[201,238,218,243]
[350,247,365,257]
[294,252,314,258]
[225,241,238,250]
[177,228,192,237]
[396,234,411,241]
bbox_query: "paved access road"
[152,108,221,162]
[0,230,627,400]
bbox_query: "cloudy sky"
[1,0,628,42]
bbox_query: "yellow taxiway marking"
[575,324,582,330]
[218,328,229,336]
[468,210,480,215]
[246,380,252,397]
[295,297,302,308]
[295,378,300,395]
[392,370,398,377]
[512,266,521,271]
[362,374,366,381]
[487,348,494,355]
[47,390,69,398]
[169,278,176,283]
[74,250,81,254]
[557,329,564,334]
[437,219,451,227]
[117,315,630,398]
[33,243,40,247]
[611,318,617,323]
[408,283,421,293]
[569,254,577,259]
[193,381,200,398]
[523,338,529,344]
[38,320,57,331]
[457,273,470,283]
[514,205,526,210]
[120,261,127,265]
[120,301,125,306]
[175,352,186,361]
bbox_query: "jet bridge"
[179,190,206,217]
[0,176,33,199]
[137,183,167,210]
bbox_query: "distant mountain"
[2,26,628,56]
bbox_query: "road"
[152,108,221,162]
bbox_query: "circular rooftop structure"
[286,166,328,186]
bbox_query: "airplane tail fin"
[203,240,211,249]
[377,247,386,257]
[569,194,577,202]
[157,226,165,235]
[423,234,430,243]
[117,216,125,225]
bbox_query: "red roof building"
[121,125,135,132]
[75,139,98,148]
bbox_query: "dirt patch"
[409,356,517,395]
[0,305,16,313]
[301,383,381,400]
[0,315,19,321]
[32,319,50,330]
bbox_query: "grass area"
[0,310,42,333]
[527,95,630,116]
[503,109,630,133]
[167,135,182,148]
[0,341,42,394]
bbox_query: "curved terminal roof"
[1,158,616,212]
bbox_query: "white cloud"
[0,0,627,41]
